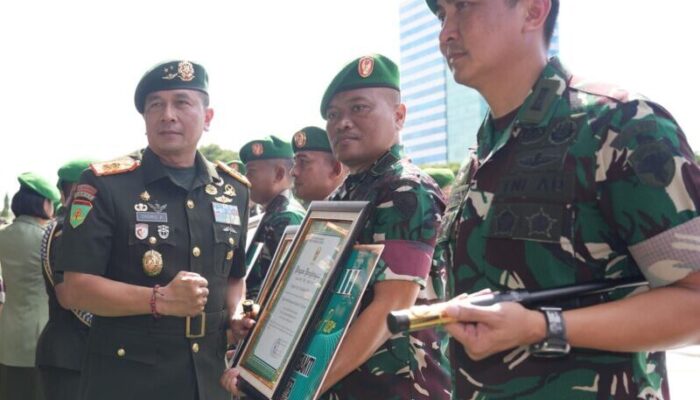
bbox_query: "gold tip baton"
[387,277,648,334]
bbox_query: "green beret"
[57,159,94,186]
[134,60,208,113]
[239,135,294,164]
[227,160,247,175]
[425,0,438,14]
[292,126,332,153]
[320,54,400,118]
[424,168,455,189]
[17,172,60,204]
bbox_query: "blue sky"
[0,0,697,198]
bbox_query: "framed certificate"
[255,225,299,305]
[280,244,384,400]
[234,201,369,399]
[246,213,264,250]
[245,213,265,274]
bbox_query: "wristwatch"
[529,307,570,357]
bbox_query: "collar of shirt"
[477,57,572,162]
[141,147,223,190]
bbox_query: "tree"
[199,144,239,164]
[0,193,9,219]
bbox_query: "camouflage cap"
[292,126,332,153]
[424,167,455,189]
[134,60,208,113]
[240,135,294,164]
[57,159,94,186]
[17,172,60,204]
[320,54,400,118]
[227,159,247,175]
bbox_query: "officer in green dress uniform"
[56,60,250,400]
[427,1,700,399]
[239,136,305,299]
[290,126,347,203]
[0,172,59,400]
[36,159,94,400]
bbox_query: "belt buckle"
[185,312,206,338]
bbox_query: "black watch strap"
[529,307,570,357]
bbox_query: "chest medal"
[142,250,164,277]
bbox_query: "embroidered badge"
[69,199,93,228]
[252,143,264,156]
[142,250,164,277]
[358,56,374,78]
[212,203,240,225]
[157,225,169,239]
[140,191,151,202]
[629,141,675,188]
[525,208,557,238]
[205,184,218,195]
[74,184,98,202]
[294,131,307,148]
[548,119,577,145]
[224,184,236,197]
[135,223,149,240]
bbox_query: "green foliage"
[696,153,700,163]
[1,193,9,219]
[199,144,238,164]
[418,162,461,175]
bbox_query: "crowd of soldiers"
[1,0,699,399]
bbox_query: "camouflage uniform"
[440,57,700,399]
[324,144,451,400]
[246,190,305,300]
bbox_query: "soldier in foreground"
[56,60,250,400]
[429,0,700,398]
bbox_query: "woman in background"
[0,172,59,400]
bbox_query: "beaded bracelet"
[150,284,162,319]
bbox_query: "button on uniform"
[192,343,199,353]
[117,348,126,357]
[186,200,195,209]
[192,247,201,257]
[148,236,157,245]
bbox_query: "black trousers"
[0,363,45,400]
[38,366,81,400]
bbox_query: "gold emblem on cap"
[140,191,151,202]
[358,56,375,78]
[205,184,217,195]
[178,61,195,82]
[162,60,195,82]
[142,250,163,277]
[224,184,236,197]
[294,131,307,148]
[252,143,264,156]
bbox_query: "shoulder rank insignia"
[90,156,140,176]
[216,160,251,187]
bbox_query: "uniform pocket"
[213,224,240,276]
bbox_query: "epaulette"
[216,160,251,187]
[90,156,140,176]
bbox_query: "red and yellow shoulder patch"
[90,156,140,176]
[216,161,251,187]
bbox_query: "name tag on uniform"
[212,203,240,225]
[136,211,168,223]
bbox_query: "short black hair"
[11,185,51,219]
[508,0,559,47]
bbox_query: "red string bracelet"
[150,284,162,319]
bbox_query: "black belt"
[93,310,228,338]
